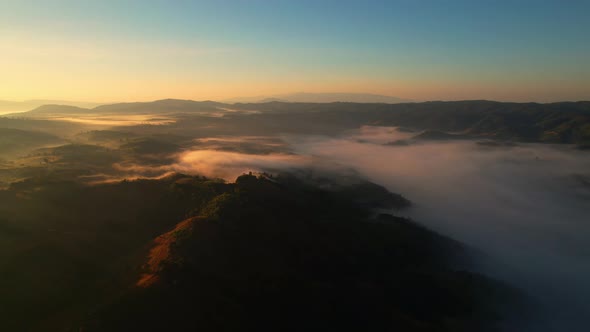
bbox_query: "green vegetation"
[412,130,470,141]
[0,128,63,156]
[83,174,519,332]
[0,170,521,331]
[120,138,182,156]
[75,130,136,144]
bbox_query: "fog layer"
[163,126,590,331]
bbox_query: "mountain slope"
[230,100,590,144]
[8,99,226,117]
[264,92,411,103]
[0,100,101,115]
[28,104,92,114]
[225,92,411,103]
[93,99,224,114]
[82,174,519,332]
[0,128,63,155]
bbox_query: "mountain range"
[223,92,412,103]
[4,99,590,146]
[0,99,103,115]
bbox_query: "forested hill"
[82,174,521,332]
[0,172,522,331]
[230,100,590,145]
[7,99,590,145]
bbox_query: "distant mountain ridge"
[225,92,412,104]
[229,100,590,145]
[6,99,224,117]
[0,99,102,115]
[5,99,590,145]
[28,104,91,114]
[93,99,223,114]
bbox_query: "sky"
[0,0,589,103]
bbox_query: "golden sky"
[1,1,589,103]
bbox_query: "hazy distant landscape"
[0,98,588,331]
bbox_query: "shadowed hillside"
[0,172,522,331]
[0,128,63,156]
[82,174,519,332]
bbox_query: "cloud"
[106,126,590,330]
[283,131,590,331]
[173,150,313,180]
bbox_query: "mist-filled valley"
[1,100,589,331]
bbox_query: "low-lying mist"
[144,126,589,331]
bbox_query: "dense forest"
[0,171,521,331]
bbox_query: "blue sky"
[1,0,588,102]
